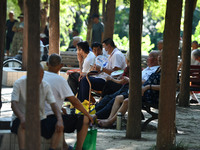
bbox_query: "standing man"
[6,11,18,56]
[92,14,104,43]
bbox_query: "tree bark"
[102,0,106,24]
[49,0,60,55]
[126,0,143,139]
[18,0,24,12]
[178,0,197,107]
[40,7,48,33]
[86,0,99,46]
[24,0,41,149]
[156,0,182,149]
[22,0,28,70]
[103,0,116,40]
[0,0,6,110]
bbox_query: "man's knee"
[115,95,124,102]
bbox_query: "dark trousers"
[101,80,123,98]
[67,72,80,95]
[77,76,106,102]
[95,84,129,119]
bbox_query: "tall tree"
[24,0,41,149]
[156,0,182,149]
[0,0,6,110]
[40,1,48,33]
[86,0,99,46]
[22,0,28,70]
[126,0,143,139]
[49,0,60,54]
[103,0,116,40]
[178,0,197,107]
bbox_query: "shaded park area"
[1,0,200,150]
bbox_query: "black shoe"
[190,99,199,103]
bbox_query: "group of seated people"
[11,37,200,150]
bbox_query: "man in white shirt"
[77,38,126,102]
[11,65,63,150]
[44,54,93,150]
[142,50,160,83]
[68,41,95,95]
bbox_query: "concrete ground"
[1,86,200,150]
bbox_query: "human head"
[72,36,83,47]
[191,49,200,62]
[92,14,99,24]
[191,41,198,50]
[47,53,63,73]
[18,13,24,22]
[102,38,116,54]
[147,50,160,67]
[40,64,44,83]
[8,11,14,20]
[92,42,102,56]
[157,40,163,51]
[77,41,90,56]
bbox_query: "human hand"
[79,72,86,81]
[55,119,64,133]
[77,53,83,63]
[88,115,94,124]
[142,85,149,96]
[95,65,101,72]
[106,76,112,81]
[121,76,129,84]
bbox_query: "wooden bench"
[60,51,79,67]
[176,65,200,102]
[0,130,63,150]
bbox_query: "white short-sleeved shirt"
[11,76,56,121]
[106,48,126,71]
[142,66,159,81]
[43,71,74,116]
[82,51,96,73]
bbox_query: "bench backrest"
[190,65,200,88]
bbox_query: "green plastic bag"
[74,128,97,150]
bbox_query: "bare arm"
[50,103,64,132]
[142,85,160,96]
[95,65,122,75]
[67,96,93,123]
[11,101,25,128]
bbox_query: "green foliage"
[192,21,200,43]
[113,34,129,51]
[142,35,155,54]
[113,34,154,55]
[7,0,21,18]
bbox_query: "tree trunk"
[49,0,60,55]
[0,0,6,110]
[86,0,99,46]
[156,0,182,149]
[25,0,41,149]
[18,0,24,12]
[178,0,197,107]
[126,0,143,139]
[102,0,106,24]
[103,0,116,40]
[40,7,48,33]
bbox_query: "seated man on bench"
[44,54,94,150]
[11,64,63,150]
[97,52,162,127]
